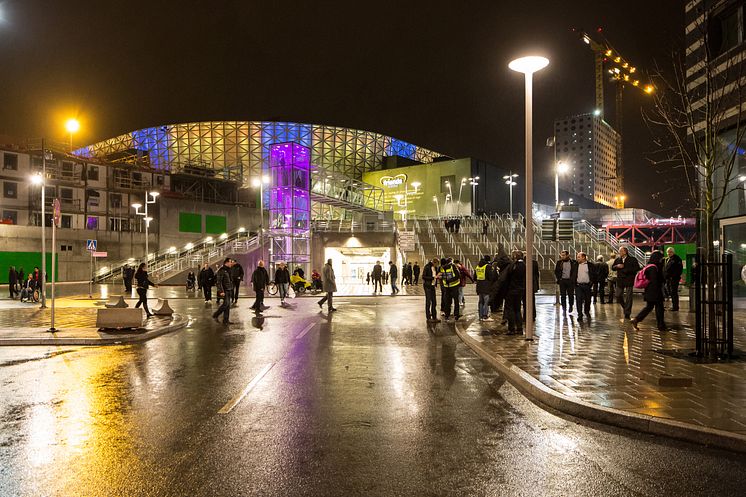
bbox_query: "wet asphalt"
[1,292,745,497]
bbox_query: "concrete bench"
[153,299,174,316]
[96,308,143,330]
[104,295,129,308]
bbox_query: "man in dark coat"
[212,258,235,325]
[198,263,215,302]
[389,261,399,294]
[412,262,421,285]
[123,264,134,293]
[554,250,578,313]
[593,255,610,304]
[8,266,18,299]
[250,260,270,314]
[422,258,440,323]
[372,261,383,294]
[502,250,526,335]
[663,247,684,311]
[613,247,640,320]
[230,260,244,305]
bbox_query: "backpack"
[634,264,657,289]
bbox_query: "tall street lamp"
[503,173,518,245]
[555,161,569,209]
[433,195,440,218]
[132,191,159,264]
[252,175,270,261]
[510,54,549,342]
[30,171,47,308]
[65,118,80,152]
[457,177,467,214]
[468,176,479,214]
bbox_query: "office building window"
[3,153,18,170]
[86,216,98,230]
[4,181,17,199]
[87,165,99,181]
[710,4,743,58]
[61,214,72,229]
[2,210,17,224]
[110,193,122,208]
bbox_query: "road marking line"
[218,362,274,414]
[295,323,316,340]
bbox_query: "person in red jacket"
[454,259,474,307]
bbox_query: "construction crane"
[572,27,654,208]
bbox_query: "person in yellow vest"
[438,258,462,321]
[474,255,497,324]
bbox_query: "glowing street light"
[65,118,80,151]
[510,54,549,341]
[252,174,271,262]
[503,173,519,245]
[468,176,479,214]
[555,161,569,209]
[131,191,159,264]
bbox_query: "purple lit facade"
[268,142,311,269]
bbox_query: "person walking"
[8,266,18,299]
[423,257,440,323]
[554,250,578,313]
[631,250,667,331]
[664,247,684,311]
[123,264,134,293]
[250,261,270,314]
[134,263,157,318]
[606,253,617,304]
[613,247,640,321]
[406,262,414,285]
[593,254,609,304]
[230,260,244,305]
[502,250,526,335]
[275,261,291,304]
[574,252,597,321]
[212,258,235,325]
[413,262,420,285]
[402,262,410,287]
[198,263,215,303]
[317,258,337,312]
[439,258,461,321]
[389,261,399,294]
[474,256,496,322]
[490,244,511,314]
[18,267,25,287]
[372,261,383,294]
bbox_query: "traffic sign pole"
[49,198,60,332]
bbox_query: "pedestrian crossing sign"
[86,239,97,251]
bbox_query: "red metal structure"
[604,218,696,250]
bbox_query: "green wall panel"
[0,252,57,284]
[205,215,227,234]
[179,212,202,233]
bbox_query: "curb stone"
[454,323,746,454]
[0,313,188,346]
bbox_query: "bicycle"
[267,281,278,295]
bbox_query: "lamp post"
[132,191,159,264]
[444,180,453,214]
[510,54,549,342]
[433,196,440,218]
[252,175,270,262]
[503,173,518,245]
[457,177,467,214]
[65,118,80,152]
[30,170,47,308]
[555,161,569,209]
[468,176,479,214]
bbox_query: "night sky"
[0,0,684,214]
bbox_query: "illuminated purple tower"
[268,142,311,271]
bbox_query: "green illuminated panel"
[205,215,227,234]
[179,212,202,233]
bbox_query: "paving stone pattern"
[465,301,746,435]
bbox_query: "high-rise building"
[553,112,620,208]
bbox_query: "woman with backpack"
[630,250,667,331]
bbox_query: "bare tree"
[645,22,746,263]
[645,13,745,355]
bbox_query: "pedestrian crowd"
[7,266,43,303]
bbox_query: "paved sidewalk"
[0,296,186,345]
[456,297,746,450]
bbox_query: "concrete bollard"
[105,295,129,308]
[153,299,174,316]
